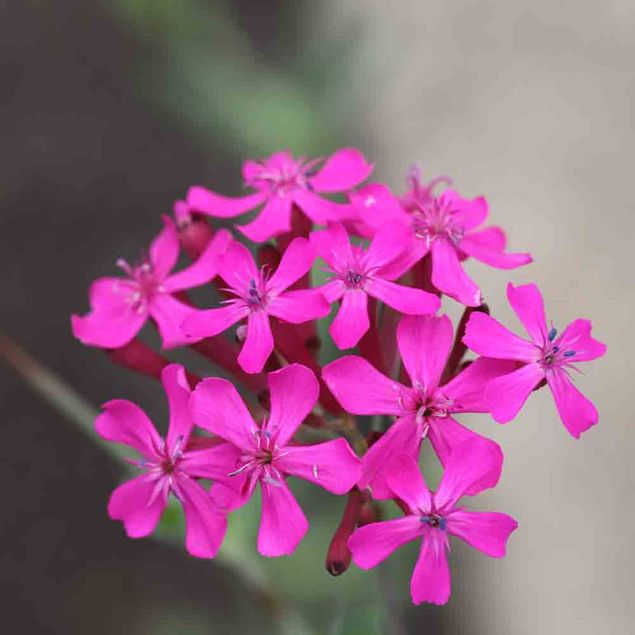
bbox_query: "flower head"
[348,440,518,605]
[96,365,239,558]
[189,364,361,556]
[310,222,440,349]
[463,282,607,437]
[187,148,373,242]
[182,237,329,374]
[72,216,232,349]
[323,314,516,497]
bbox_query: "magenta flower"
[350,183,532,306]
[348,441,518,605]
[189,364,361,557]
[96,364,239,558]
[463,283,607,438]
[182,237,329,374]
[72,216,232,349]
[310,222,440,349]
[323,314,516,498]
[187,148,373,242]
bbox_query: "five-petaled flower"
[310,222,440,349]
[348,440,518,605]
[96,364,239,558]
[189,364,361,557]
[182,237,329,374]
[187,148,373,242]
[463,282,607,438]
[72,216,232,349]
[349,183,532,306]
[323,314,516,498]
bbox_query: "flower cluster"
[72,148,606,605]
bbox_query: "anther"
[548,327,558,342]
[563,350,576,358]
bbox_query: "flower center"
[409,384,453,423]
[411,199,464,247]
[344,269,365,288]
[539,327,576,369]
[420,514,447,530]
[116,258,164,314]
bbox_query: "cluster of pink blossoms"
[72,148,606,605]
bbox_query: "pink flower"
[323,314,516,498]
[96,364,238,558]
[187,148,373,242]
[182,237,330,374]
[72,216,232,349]
[189,364,361,557]
[310,222,440,349]
[350,183,532,306]
[348,440,518,605]
[463,283,607,438]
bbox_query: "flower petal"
[308,147,373,192]
[266,364,319,446]
[309,222,352,272]
[292,189,352,224]
[359,416,424,499]
[330,290,369,349]
[556,319,607,362]
[182,303,249,342]
[165,228,233,293]
[446,510,518,558]
[431,237,482,306]
[71,279,146,349]
[180,442,242,480]
[460,227,532,270]
[267,237,316,292]
[442,357,522,413]
[486,363,544,423]
[367,278,440,316]
[410,532,451,605]
[189,377,257,450]
[445,190,488,230]
[238,195,293,242]
[322,355,404,415]
[386,454,433,513]
[162,364,193,453]
[463,312,538,362]
[217,240,259,295]
[108,475,167,538]
[149,216,180,278]
[177,477,227,559]
[267,289,331,324]
[546,369,599,438]
[348,516,422,569]
[187,185,267,218]
[427,418,503,495]
[434,439,504,511]
[349,183,408,229]
[506,283,548,345]
[96,399,162,459]
[363,222,412,271]
[397,314,453,389]
[238,310,273,374]
[276,438,360,494]
[150,294,195,349]
[257,478,309,557]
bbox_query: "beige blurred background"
[317,1,634,632]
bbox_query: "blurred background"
[1,1,634,633]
